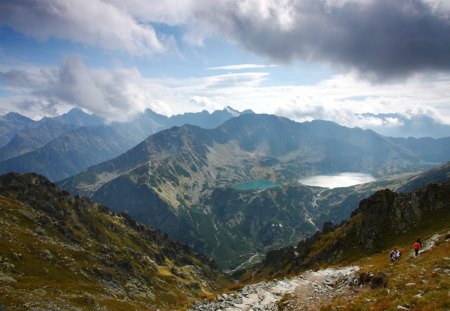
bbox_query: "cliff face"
[245,180,450,281]
[0,173,229,310]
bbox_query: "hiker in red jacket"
[412,238,422,256]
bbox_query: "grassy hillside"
[320,230,450,310]
[0,173,230,310]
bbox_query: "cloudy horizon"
[1,0,450,137]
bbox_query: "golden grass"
[0,194,231,311]
[323,230,450,311]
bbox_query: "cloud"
[0,56,153,121]
[127,0,449,80]
[41,57,153,121]
[357,112,450,138]
[189,96,222,111]
[196,0,450,79]
[0,0,167,55]
[207,64,277,71]
[204,72,270,88]
[2,0,449,79]
[1,59,271,120]
[0,69,40,89]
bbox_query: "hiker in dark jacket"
[390,248,401,262]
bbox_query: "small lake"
[232,179,281,191]
[299,172,376,189]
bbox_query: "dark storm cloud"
[218,0,450,79]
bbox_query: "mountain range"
[0,109,103,161]
[59,113,450,269]
[1,107,450,310]
[0,107,246,181]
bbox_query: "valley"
[58,113,450,270]
[1,168,448,310]
[0,109,449,310]
[3,2,450,309]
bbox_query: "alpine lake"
[231,172,375,191]
[299,172,376,188]
[231,179,281,191]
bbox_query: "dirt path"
[189,266,360,311]
[279,268,361,310]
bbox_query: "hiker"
[412,238,422,256]
[390,248,401,262]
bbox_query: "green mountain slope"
[0,173,229,310]
[60,114,450,269]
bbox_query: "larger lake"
[299,172,376,189]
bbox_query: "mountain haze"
[0,112,36,147]
[0,107,246,181]
[0,120,77,161]
[0,108,104,152]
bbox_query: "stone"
[0,276,17,283]
[42,249,54,260]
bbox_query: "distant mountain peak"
[223,106,240,117]
[44,107,105,127]
[63,107,88,117]
[2,112,34,123]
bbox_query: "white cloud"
[0,0,167,55]
[0,56,154,121]
[204,72,270,88]
[207,64,277,71]
[189,96,222,111]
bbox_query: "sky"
[1,0,450,137]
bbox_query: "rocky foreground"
[189,266,360,311]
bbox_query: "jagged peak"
[223,106,240,117]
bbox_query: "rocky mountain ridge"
[0,173,230,310]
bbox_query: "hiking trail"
[189,266,360,311]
